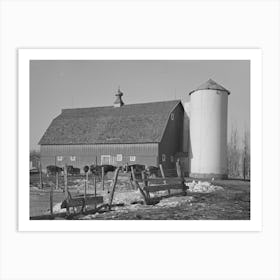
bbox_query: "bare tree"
[242,127,250,180]
[227,126,241,178]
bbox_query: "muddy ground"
[30,173,250,220]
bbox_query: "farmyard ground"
[30,173,250,220]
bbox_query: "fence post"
[94,176,97,209]
[64,164,68,198]
[159,164,169,195]
[176,159,186,195]
[84,172,87,201]
[141,171,150,199]
[108,167,120,210]
[56,171,59,190]
[64,164,70,215]
[101,167,105,191]
[50,182,53,216]
[39,161,43,189]
[130,167,149,205]
[176,159,182,178]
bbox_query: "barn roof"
[39,100,182,145]
[189,79,230,95]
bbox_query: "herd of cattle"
[46,164,160,178]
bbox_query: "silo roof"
[189,79,230,95]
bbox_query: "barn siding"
[40,143,159,171]
[158,103,184,169]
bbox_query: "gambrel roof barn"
[39,90,184,171]
[39,100,182,145]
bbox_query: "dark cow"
[67,165,80,175]
[127,164,146,179]
[90,164,116,177]
[46,165,63,176]
[128,164,146,173]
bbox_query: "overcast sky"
[30,60,250,150]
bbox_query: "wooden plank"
[140,177,183,183]
[61,196,103,209]
[143,183,186,193]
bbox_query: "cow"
[128,164,146,173]
[66,165,80,176]
[90,164,117,178]
[46,165,63,176]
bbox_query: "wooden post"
[84,172,87,200]
[50,182,53,216]
[141,171,150,199]
[159,164,169,195]
[131,166,136,182]
[94,176,97,209]
[64,164,68,199]
[176,159,186,195]
[64,164,70,214]
[101,167,105,191]
[56,171,59,190]
[39,161,43,189]
[108,167,120,210]
[176,159,182,178]
[131,167,149,205]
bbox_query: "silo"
[188,79,230,179]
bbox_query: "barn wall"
[40,143,158,171]
[158,103,184,169]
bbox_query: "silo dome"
[188,79,230,179]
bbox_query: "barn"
[39,90,184,172]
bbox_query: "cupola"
[113,87,125,107]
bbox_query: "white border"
[18,49,262,232]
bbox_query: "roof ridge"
[61,99,181,113]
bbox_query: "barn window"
[171,113,175,120]
[101,155,111,165]
[70,156,76,161]
[170,155,174,162]
[162,154,166,162]
[116,154,123,162]
[130,156,136,162]
[57,156,63,161]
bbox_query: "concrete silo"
[188,79,230,179]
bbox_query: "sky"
[30,60,250,150]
